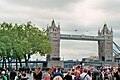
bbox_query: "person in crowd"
[10,69,17,80]
[114,67,120,80]
[64,71,72,80]
[48,68,53,80]
[74,66,81,80]
[53,76,63,80]
[1,71,7,80]
[21,73,29,80]
[92,68,100,80]
[42,68,51,80]
[0,75,4,80]
[80,68,92,80]
[99,69,105,80]
[53,68,64,80]
[29,68,32,75]
[33,67,42,80]
[104,69,109,80]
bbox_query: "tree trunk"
[18,57,22,68]
[25,57,28,68]
[5,58,7,69]
[24,54,30,68]
[16,58,18,70]
[2,57,5,68]
[25,60,28,68]
[7,58,10,69]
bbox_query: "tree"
[0,22,52,68]
[20,22,52,67]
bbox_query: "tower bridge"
[46,20,119,65]
[60,34,105,41]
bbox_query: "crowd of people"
[0,65,120,80]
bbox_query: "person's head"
[45,68,50,72]
[74,70,80,76]
[35,69,40,75]
[38,67,41,71]
[12,68,15,71]
[67,71,71,75]
[1,71,5,75]
[48,68,53,74]
[22,73,26,77]
[53,76,62,80]
[58,68,61,72]
[118,68,120,72]
[83,68,88,73]
[77,65,80,68]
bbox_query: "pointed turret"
[47,24,49,29]
[101,23,109,34]
[51,20,56,27]
[111,27,113,33]
[58,22,60,29]
[98,29,101,35]
[103,23,108,31]
[46,24,49,35]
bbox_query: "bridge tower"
[98,24,113,62]
[46,20,60,61]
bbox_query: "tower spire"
[102,23,109,34]
[51,19,56,27]
[111,26,113,33]
[98,28,101,35]
[58,22,60,29]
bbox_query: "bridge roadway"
[60,34,105,41]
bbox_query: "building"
[98,24,113,62]
[46,20,60,61]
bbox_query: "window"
[102,56,105,61]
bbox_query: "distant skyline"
[0,0,120,61]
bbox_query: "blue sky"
[0,0,120,61]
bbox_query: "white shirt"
[80,72,92,80]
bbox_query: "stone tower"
[98,24,113,62]
[46,20,60,61]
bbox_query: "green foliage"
[0,22,52,66]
